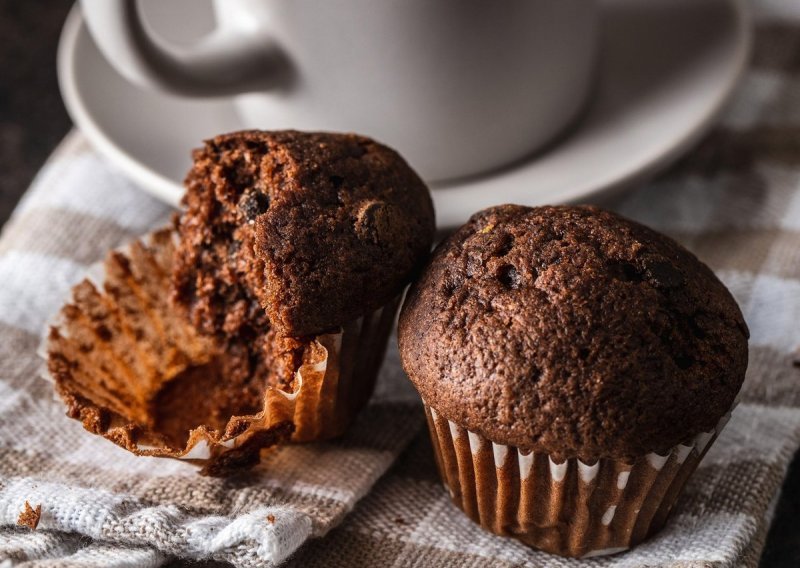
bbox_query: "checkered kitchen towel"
[3,1,800,567]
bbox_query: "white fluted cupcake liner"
[424,402,733,557]
[42,228,398,475]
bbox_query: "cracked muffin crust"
[399,204,749,462]
[172,130,435,388]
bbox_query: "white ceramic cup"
[80,0,598,182]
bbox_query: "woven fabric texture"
[2,1,800,565]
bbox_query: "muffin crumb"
[17,501,41,530]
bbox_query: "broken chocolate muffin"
[172,130,435,390]
[46,130,434,475]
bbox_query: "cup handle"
[79,0,291,97]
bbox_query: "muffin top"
[399,205,749,461]
[173,130,435,339]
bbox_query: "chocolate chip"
[329,175,344,189]
[95,324,112,342]
[244,139,267,152]
[497,264,521,290]
[645,260,684,288]
[609,261,643,283]
[495,233,514,257]
[239,192,270,221]
[689,316,707,339]
[674,354,694,369]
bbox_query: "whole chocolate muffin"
[399,204,748,557]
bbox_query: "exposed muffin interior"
[47,231,296,460]
[47,227,397,474]
[47,131,434,473]
[169,133,296,392]
[399,204,749,462]
[171,130,435,344]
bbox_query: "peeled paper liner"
[41,228,398,475]
[424,401,735,558]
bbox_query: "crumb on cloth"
[17,501,41,530]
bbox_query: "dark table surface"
[1,1,798,565]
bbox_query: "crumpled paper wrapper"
[424,401,734,557]
[42,228,398,476]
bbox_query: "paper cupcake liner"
[42,228,398,475]
[423,402,733,558]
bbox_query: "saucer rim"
[58,0,752,228]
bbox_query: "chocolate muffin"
[47,130,434,475]
[172,131,433,389]
[398,204,748,557]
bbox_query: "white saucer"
[58,0,750,229]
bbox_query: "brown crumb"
[394,517,405,525]
[266,514,275,524]
[17,501,41,530]
[793,359,800,368]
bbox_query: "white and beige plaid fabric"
[2,1,800,565]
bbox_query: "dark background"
[0,0,72,225]
[0,1,798,565]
